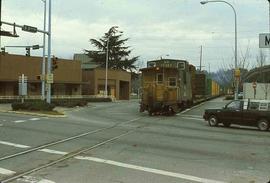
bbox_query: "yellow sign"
[234,69,241,78]
[46,74,54,84]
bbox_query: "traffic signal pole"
[42,0,47,101]
[46,0,52,104]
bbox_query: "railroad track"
[0,117,149,183]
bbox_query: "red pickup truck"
[203,100,270,131]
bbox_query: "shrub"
[12,101,55,111]
[224,95,234,100]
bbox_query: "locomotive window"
[168,77,176,87]
[178,62,185,70]
[156,73,163,84]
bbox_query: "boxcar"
[140,59,193,115]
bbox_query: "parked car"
[203,99,270,131]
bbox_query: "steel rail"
[0,129,137,183]
[0,117,142,162]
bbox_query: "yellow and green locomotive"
[140,59,194,115]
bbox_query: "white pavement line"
[29,118,40,121]
[181,114,202,118]
[0,167,16,175]
[14,120,27,123]
[17,176,56,183]
[0,140,30,148]
[179,102,205,114]
[182,117,204,121]
[0,140,225,183]
[39,149,68,155]
[75,156,226,183]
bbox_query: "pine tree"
[85,26,138,72]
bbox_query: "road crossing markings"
[0,167,16,176]
[0,140,226,183]
[181,117,204,121]
[14,120,27,123]
[29,118,40,121]
[0,140,30,148]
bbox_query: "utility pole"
[199,45,203,71]
[0,0,2,49]
[268,0,270,64]
[46,0,52,103]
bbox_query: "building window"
[156,73,163,84]
[168,77,177,87]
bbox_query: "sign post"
[19,74,28,103]
[252,82,257,99]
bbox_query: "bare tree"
[256,49,269,99]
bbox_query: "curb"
[0,109,67,118]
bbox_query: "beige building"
[82,68,131,100]
[0,53,82,96]
[0,53,131,100]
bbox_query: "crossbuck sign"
[259,33,270,48]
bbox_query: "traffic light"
[26,47,30,56]
[1,47,5,55]
[52,56,58,71]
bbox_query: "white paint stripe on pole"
[0,141,30,148]
[75,156,226,183]
[14,120,27,123]
[39,149,67,155]
[0,167,16,175]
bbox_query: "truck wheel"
[208,115,218,127]
[257,119,269,131]
[223,122,231,128]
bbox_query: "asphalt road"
[0,97,269,183]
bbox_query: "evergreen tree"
[85,26,138,72]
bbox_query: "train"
[139,59,222,115]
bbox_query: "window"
[156,73,163,84]
[226,101,241,110]
[168,77,176,87]
[248,102,259,110]
[177,62,185,70]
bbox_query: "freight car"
[140,59,193,115]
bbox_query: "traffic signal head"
[1,47,5,55]
[52,56,58,71]
[26,47,30,56]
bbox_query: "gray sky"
[1,0,269,71]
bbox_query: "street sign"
[18,74,28,96]
[46,74,54,84]
[32,45,40,50]
[22,25,38,33]
[259,33,270,48]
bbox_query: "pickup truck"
[203,99,270,131]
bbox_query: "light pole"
[105,27,122,97]
[46,0,52,103]
[200,0,238,100]
[41,0,47,101]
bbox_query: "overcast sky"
[1,0,269,71]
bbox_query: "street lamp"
[104,26,122,97]
[200,0,238,100]
[41,0,46,100]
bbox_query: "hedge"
[12,101,55,111]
